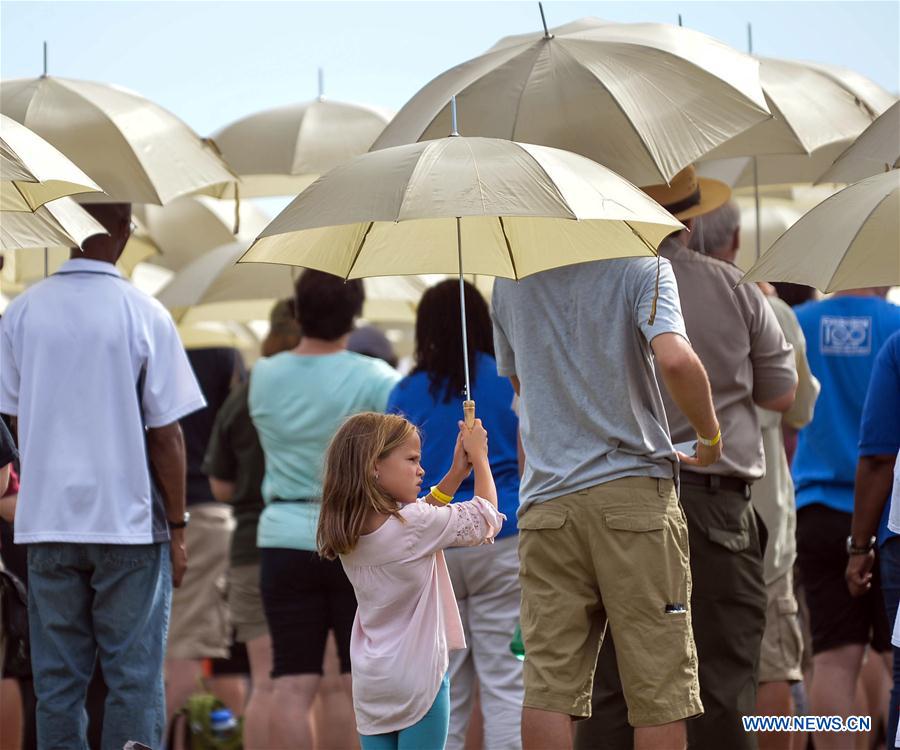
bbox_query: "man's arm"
[651,332,722,467]
[146,421,188,587]
[757,386,797,414]
[846,454,896,596]
[209,477,236,503]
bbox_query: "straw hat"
[642,165,731,221]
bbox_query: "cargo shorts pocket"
[518,508,568,531]
[776,595,803,668]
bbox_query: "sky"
[2,1,898,140]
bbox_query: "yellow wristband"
[697,429,721,447]
[430,486,453,505]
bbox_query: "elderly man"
[575,169,798,750]
[492,195,722,748]
[690,202,819,750]
[0,204,204,749]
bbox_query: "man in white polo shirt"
[0,203,205,750]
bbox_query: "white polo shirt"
[0,258,205,544]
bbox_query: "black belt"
[679,471,750,497]
[271,497,318,504]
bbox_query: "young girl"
[318,412,503,750]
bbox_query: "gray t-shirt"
[491,257,687,515]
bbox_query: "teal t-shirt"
[249,350,400,551]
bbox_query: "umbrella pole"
[457,216,475,428]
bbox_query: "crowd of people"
[0,164,898,750]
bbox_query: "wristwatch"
[846,535,876,555]
[168,512,191,530]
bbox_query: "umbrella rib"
[344,221,375,280]
[498,216,520,280]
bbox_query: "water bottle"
[210,707,238,739]
[510,622,525,661]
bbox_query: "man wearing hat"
[577,167,798,750]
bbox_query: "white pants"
[446,534,524,750]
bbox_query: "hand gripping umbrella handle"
[463,400,476,429]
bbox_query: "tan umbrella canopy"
[702,57,876,161]
[135,194,270,271]
[156,241,434,326]
[1,114,103,211]
[371,16,769,187]
[209,96,393,198]
[242,129,683,421]
[818,102,900,185]
[0,196,106,252]
[804,61,897,118]
[0,76,235,205]
[741,169,900,291]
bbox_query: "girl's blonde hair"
[317,412,418,560]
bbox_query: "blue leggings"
[359,674,450,750]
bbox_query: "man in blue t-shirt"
[846,328,900,743]
[793,288,900,747]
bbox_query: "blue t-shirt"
[858,330,900,545]
[249,350,400,551]
[386,352,520,537]
[793,297,900,515]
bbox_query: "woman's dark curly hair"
[413,279,494,403]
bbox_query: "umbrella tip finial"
[449,95,460,137]
[538,2,553,39]
[677,13,683,27]
[42,40,47,77]
[746,22,753,54]
[317,67,324,100]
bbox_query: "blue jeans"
[27,542,172,750]
[359,673,450,750]
[881,536,900,748]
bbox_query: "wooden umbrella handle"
[463,400,476,429]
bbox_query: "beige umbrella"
[741,169,900,291]
[804,61,897,118]
[209,92,393,198]
[1,114,103,211]
[371,16,769,186]
[0,196,106,253]
[136,194,270,271]
[156,241,431,326]
[0,76,234,205]
[818,102,900,185]
[241,124,683,422]
[702,57,875,161]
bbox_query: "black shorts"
[259,547,356,677]
[796,504,891,655]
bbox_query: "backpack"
[167,693,243,750]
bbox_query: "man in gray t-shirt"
[493,254,722,750]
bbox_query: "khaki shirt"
[659,240,797,481]
[754,296,819,583]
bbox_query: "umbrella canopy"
[241,135,683,279]
[208,98,393,198]
[157,241,435,325]
[0,195,106,252]
[135,194,270,271]
[818,102,900,185]
[741,169,900,292]
[371,18,769,187]
[701,57,876,161]
[0,76,235,205]
[804,61,897,118]
[1,114,103,211]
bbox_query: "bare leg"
[808,644,865,750]
[0,678,22,750]
[312,633,358,750]
[243,634,275,750]
[269,674,321,750]
[756,682,793,750]
[634,720,686,750]
[165,658,203,725]
[522,707,571,750]
[464,686,483,750]
[857,649,890,750]
[207,674,248,716]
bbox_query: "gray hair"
[688,201,740,256]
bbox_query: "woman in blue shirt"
[387,280,523,750]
